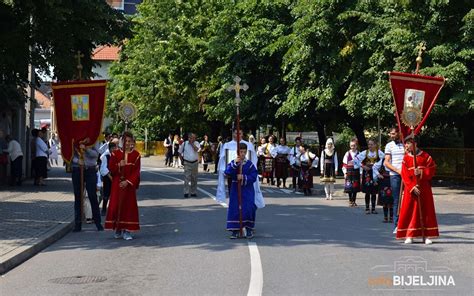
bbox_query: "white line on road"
[143,167,263,296]
[247,241,264,296]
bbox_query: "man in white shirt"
[5,135,23,186]
[216,129,264,208]
[179,133,200,198]
[383,127,405,233]
[99,140,118,215]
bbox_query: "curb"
[0,219,74,275]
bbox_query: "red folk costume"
[105,149,141,231]
[396,151,439,240]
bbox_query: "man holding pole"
[396,136,438,244]
[71,140,103,232]
[225,142,258,239]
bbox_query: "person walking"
[105,132,141,240]
[5,135,23,186]
[71,140,103,232]
[396,136,438,244]
[320,138,338,200]
[49,133,59,166]
[163,133,173,167]
[214,136,223,174]
[35,129,49,186]
[179,133,200,198]
[172,135,181,168]
[99,141,118,216]
[383,127,405,234]
[199,134,212,172]
[225,143,259,239]
[342,139,360,206]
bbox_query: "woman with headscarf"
[320,138,338,200]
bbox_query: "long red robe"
[105,149,141,231]
[396,151,439,239]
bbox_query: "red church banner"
[52,80,107,162]
[388,72,445,140]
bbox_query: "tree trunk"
[348,118,367,149]
[315,120,326,151]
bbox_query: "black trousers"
[72,167,101,229]
[10,156,23,184]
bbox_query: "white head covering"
[325,138,334,149]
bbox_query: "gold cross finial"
[415,42,426,74]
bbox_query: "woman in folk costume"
[105,131,141,241]
[373,158,394,223]
[342,139,360,206]
[298,144,319,196]
[320,138,338,200]
[225,143,259,239]
[199,134,212,172]
[355,138,385,214]
[259,136,277,185]
[397,136,438,245]
[256,137,267,176]
[172,134,182,168]
[272,137,291,188]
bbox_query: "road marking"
[247,241,263,296]
[143,167,263,296]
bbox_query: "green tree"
[0,0,130,107]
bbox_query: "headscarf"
[324,138,335,156]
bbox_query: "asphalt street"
[0,163,472,296]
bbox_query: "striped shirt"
[384,141,405,176]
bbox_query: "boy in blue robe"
[225,143,258,239]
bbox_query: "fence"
[135,141,474,180]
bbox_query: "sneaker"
[404,238,413,244]
[392,227,397,234]
[230,231,239,239]
[325,196,329,200]
[246,228,254,239]
[123,231,133,241]
[425,238,433,245]
[114,230,123,239]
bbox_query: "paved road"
[0,160,473,295]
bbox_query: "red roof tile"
[92,45,120,61]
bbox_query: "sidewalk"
[0,166,74,274]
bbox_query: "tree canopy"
[0,0,130,107]
[108,0,473,147]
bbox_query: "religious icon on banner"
[71,94,90,121]
[401,89,424,128]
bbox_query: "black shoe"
[73,227,82,232]
[371,209,378,214]
[230,231,239,239]
[246,228,254,239]
[96,224,104,231]
[191,194,197,197]
[184,194,189,198]
[365,208,370,214]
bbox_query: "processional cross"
[74,50,84,80]
[226,76,249,238]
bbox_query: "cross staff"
[74,50,84,80]
[227,76,248,238]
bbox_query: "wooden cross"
[74,50,84,80]
[227,76,249,106]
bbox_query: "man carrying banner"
[71,140,103,232]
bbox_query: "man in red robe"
[105,132,141,240]
[396,136,439,244]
